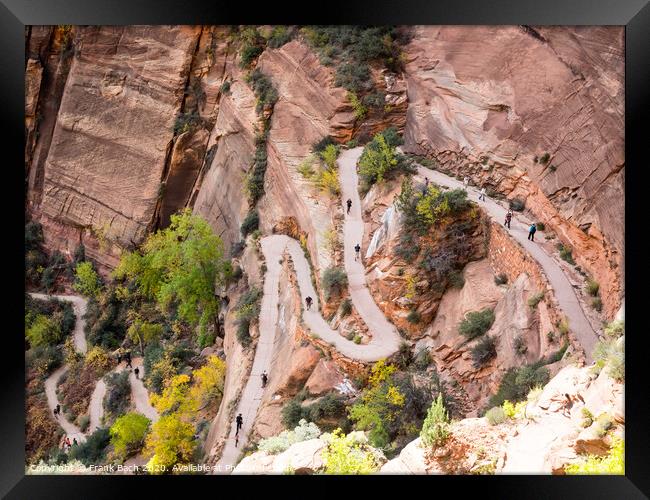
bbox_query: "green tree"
[25,314,62,347]
[348,360,405,448]
[127,318,163,356]
[320,144,339,170]
[110,412,151,459]
[358,133,397,186]
[114,209,231,337]
[420,393,450,448]
[73,261,102,298]
[143,414,196,473]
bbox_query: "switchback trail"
[216,145,598,471]
[411,164,599,363]
[30,293,158,446]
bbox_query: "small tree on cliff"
[420,393,450,448]
[73,261,102,299]
[114,209,231,338]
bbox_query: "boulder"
[271,438,326,474]
[304,360,345,396]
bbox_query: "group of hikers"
[117,350,140,378]
[59,435,78,452]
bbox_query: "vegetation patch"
[235,287,263,348]
[459,308,495,340]
[322,267,348,302]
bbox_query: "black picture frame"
[4,0,648,497]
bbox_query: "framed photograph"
[5,0,647,496]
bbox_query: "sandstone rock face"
[28,26,201,269]
[402,26,624,319]
[256,40,353,272]
[192,65,258,249]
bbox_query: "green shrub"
[509,198,525,212]
[68,427,111,466]
[353,335,362,344]
[420,394,450,448]
[448,270,465,289]
[487,363,550,409]
[585,279,600,297]
[485,406,506,425]
[528,291,545,309]
[591,297,603,312]
[173,111,203,135]
[546,331,556,344]
[581,408,594,428]
[535,222,546,231]
[220,80,231,94]
[471,335,497,368]
[406,310,421,324]
[549,165,557,172]
[514,335,528,356]
[413,349,431,371]
[26,344,63,376]
[380,127,403,148]
[281,399,309,429]
[604,320,624,339]
[267,25,293,48]
[230,240,246,257]
[494,273,508,285]
[340,299,352,317]
[557,243,576,264]
[103,371,131,420]
[235,287,263,348]
[313,136,336,153]
[539,153,550,164]
[77,414,90,433]
[322,267,348,301]
[593,338,624,382]
[247,68,278,114]
[593,413,613,437]
[459,308,495,340]
[240,210,259,237]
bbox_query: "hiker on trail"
[261,371,268,388]
[346,198,352,214]
[54,404,60,418]
[478,186,487,201]
[125,352,132,368]
[134,367,140,379]
[305,296,313,310]
[528,223,537,241]
[235,434,239,448]
[423,177,430,194]
[73,438,78,447]
[65,437,71,450]
[117,353,122,364]
[235,413,243,436]
[463,176,470,189]
[504,210,513,229]
[354,243,361,261]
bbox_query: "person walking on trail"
[73,438,78,447]
[562,393,574,418]
[261,371,268,388]
[528,223,537,241]
[354,243,361,261]
[235,413,243,436]
[125,352,132,368]
[54,404,60,418]
[478,186,487,201]
[117,353,122,365]
[134,367,140,379]
[305,296,313,310]
[463,176,470,189]
[504,210,512,229]
[235,434,239,448]
[346,198,352,214]
[65,437,71,451]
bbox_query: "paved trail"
[412,165,599,363]
[30,292,158,446]
[215,146,597,472]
